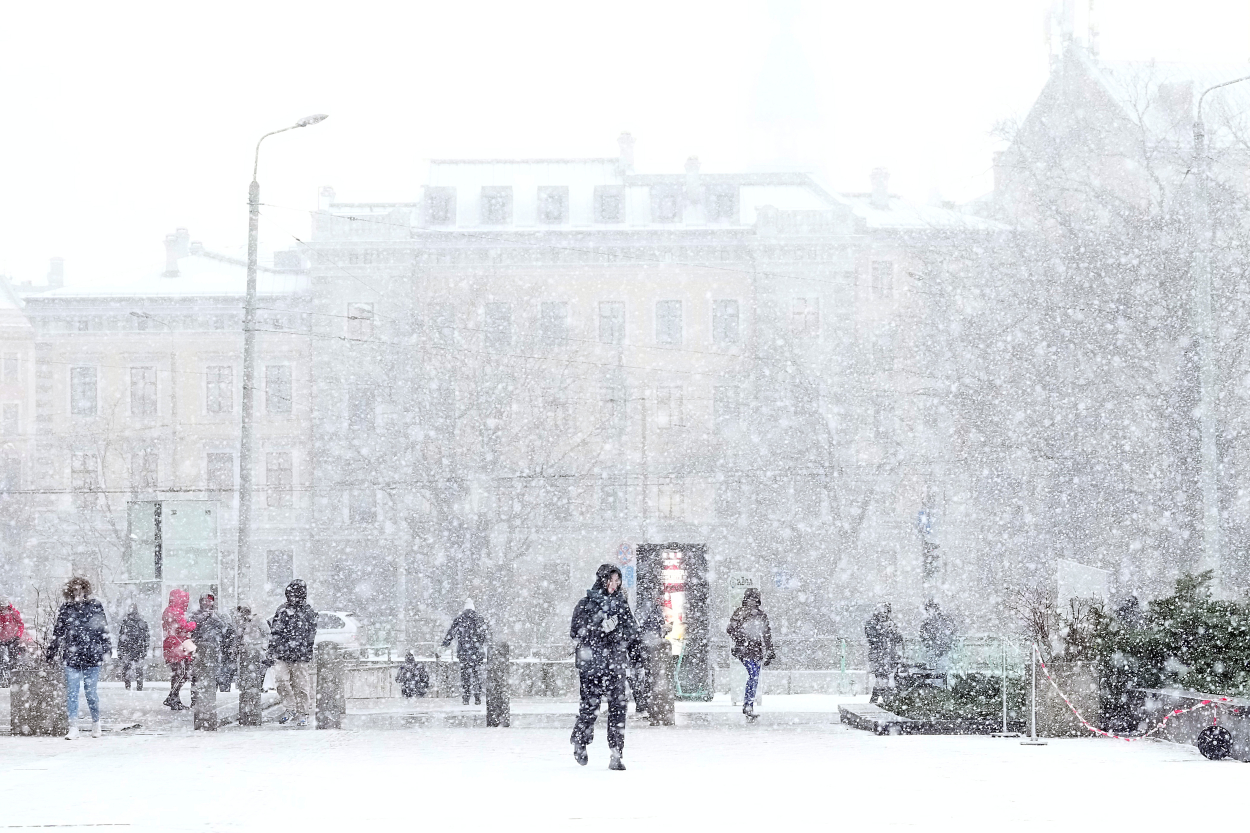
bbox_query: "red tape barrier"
[1034,654,1237,741]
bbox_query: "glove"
[602,615,618,634]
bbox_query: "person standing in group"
[570,564,638,771]
[631,598,670,719]
[268,579,318,726]
[117,604,150,691]
[727,588,775,720]
[865,603,903,703]
[188,594,234,704]
[439,599,489,706]
[46,577,111,740]
[232,605,270,699]
[161,589,197,711]
[0,597,26,688]
[396,651,430,699]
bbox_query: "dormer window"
[537,187,569,225]
[651,184,681,223]
[595,186,625,224]
[480,186,513,225]
[426,187,456,225]
[707,185,739,223]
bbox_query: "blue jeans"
[66,666,101,722]
[742,659,760,707]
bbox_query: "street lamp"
[238,114,328,607]
[1192,77,1250,595]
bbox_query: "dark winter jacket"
[269,580,318,663]
[864,609,903,674]
[189,606,235,668]
[47,599,111,670]
[919,606,956,659]
[118,611,150,660]
[396,658,430,697]
[727,589,775,664]
[570,564,639,676]
[441,609,490,663]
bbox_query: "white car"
[314,611,362,650]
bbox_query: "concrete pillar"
[485,642,510,728]
[192,653,218,731]
[649,648,676,726]
[11,655,68,737]
[237,651,264,727]
[315,642,345,729]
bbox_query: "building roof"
[838,194,1006,231]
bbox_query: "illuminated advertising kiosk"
[120,500,221,622]
[636,543,711,701]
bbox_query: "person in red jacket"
[0,597,25,687]
[161,589,197,710]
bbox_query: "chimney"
[189,240,204,255]
[319,186,336,211]
[163,234,180,277]
[47,257,64,288]
[173,228,190,258]
[870,167,890,210]
[616,132,635,176]
[684,156,702,204]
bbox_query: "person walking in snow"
[232,605,270,698]
[161,589,197,710]
[188,594,234,703]
[570,564,638,771]
[439,600,489,705]
[0,597,26,688]
[396,651,430,698]
[268,579,318,725]
[117,604,150,691]
[46,577,111,739]
[727,588,775,720]
[865,603,903,703]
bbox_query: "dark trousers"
[460,660,482,699]
[0,639,17,687]
[571,667,627,752]
[121,656,144,690]
[167,660,191,703]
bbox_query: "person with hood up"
[161,589,197,710]
[0,597,25,688]
[396,651,430,698]
[727,588,775,720]
[188,594,234,703]
[268,579,318,725]
[865,603,903,703]
[46,577,111,739]
[569,564,638,771]
[232,605,270,698]
[117,604,150,691]
[918,600,957,681]
[439,599,490,705]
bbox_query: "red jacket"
[0,605,24,643]
[161,589,197,663]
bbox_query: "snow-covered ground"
[0,695,1242,832]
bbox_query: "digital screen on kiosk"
[661,549,686,655]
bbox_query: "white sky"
[0,0,1247,287]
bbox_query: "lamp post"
[1192,78,1249,595]
[237,114,328,607]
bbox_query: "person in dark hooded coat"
[268,579,318,725]
[117,604,149,691]
[727,588,775,719]
[569,564,638,771]
[188,594,234,702]
[439,600,489,705]
[396,651,430,698]
[865,603,903,703]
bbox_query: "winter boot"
[65,726,78,741]
[136,681,143,691]
[572,740,588,766]
[124,681,131,690]
[474,694,482,706]
[743,703,758,721]
[91,721,102,738]
[462,695,470,706]
[608,749,626,771]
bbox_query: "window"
[2,353,17,383]
[871,261,894,298]
[594,186,625,223]
[712,300,739,344]
[715,479,742,519]
[348,386,376,433]
[347,303,374,339]
[791,298,820,337]
[599,478,624,516]
[707,186,739,223]
[714,385,740,429]
[130,367,157,417]
[426,187,456,225]
[544,480,572,522]
[655,300,682,345]
[598,302,625,345]
[655,385,683,428]
[349,489,377,525]
[543,388,571,431]
[600,386,626,433]
[77,318,90,332]
[317,613,345,631]
[266,365,292,415]
[656,480,684,519]
[0,455,19,491]
[651,184,681,223]
[537,186,569,225]
[480,186,513,225]
[266,452,293,508]
[131,450,158,491]
[207,453,234,491]
[266,549,294,591]
[71,453,99,507]
[205,366,233,414]
[70,367,97,416]
[540,301,569,342]
[485,303,512,350]
[2,403,17,435]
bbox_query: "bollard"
[237,651,264,727]
[11,653,68,737]
[192,653,218,731]
[485,642,510,728]
[648,647,676,726]
[315,642,345,729]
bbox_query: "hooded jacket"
[48,599,111,670]
[269,580,318,663]
[0,604,25,643]
[441,609,490,663]
[118,610,150,660]
[189,601,235,667]
[727,589,775,664]
[162,589,198,664]
[569,564,639,675]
